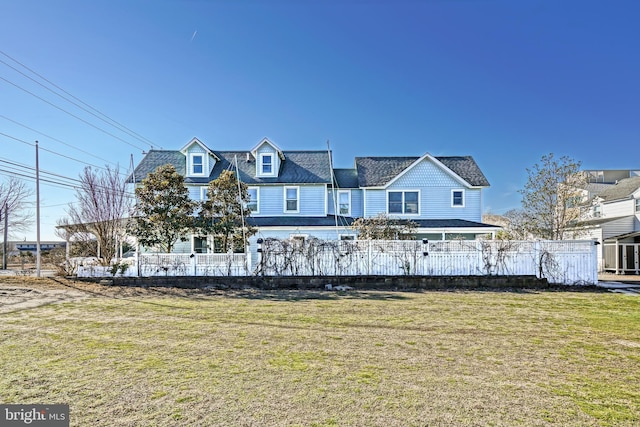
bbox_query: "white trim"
[284,186,300,213]
[451,189,465,208]
[324,184,328,216]
[258,153,276,177]
[386,189,421,215]
[250,137,285,160]
[338,190,351,216]
[363,188,367,217]
[247,186,260,214]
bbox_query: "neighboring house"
[131,137,498,254]
[576,170,640,272]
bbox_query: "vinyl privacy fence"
[256,239,598,285]
[78,239,598,285]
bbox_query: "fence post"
[591,241,599,283]
[533,241,540,278]
[368,240,372,275]
[191,254,197,276]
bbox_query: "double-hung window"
[191,154,204,175]
[338,190,350,215]
[635,198,640,213]
[247,187,259,213]
[285,187,299,213]
[451,189,465,207]
[388,191,419,214]
[260,154,273,175]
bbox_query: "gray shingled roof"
[130,150,185,183]
[333,168,359,188]
[131,150,332,184]
[132,150,489,189]
[355,155,489,188]
[596,176,640,202]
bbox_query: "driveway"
[598,273,640,296]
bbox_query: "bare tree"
[519,153,587,240]
[63,165,132,266]
[0,176,34,237]
[1,177,34,269]
[351,213,417,240]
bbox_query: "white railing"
[76,239,598,285]
[77,252,250,278]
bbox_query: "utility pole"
[2,201,7,270]
[35,140,41,278]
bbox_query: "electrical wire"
[0,76,147,151]
[0,54,156,149]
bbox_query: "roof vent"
[246,153,251,162]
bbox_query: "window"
[191,154,204,175]
[635,198,640,213]
[593,205,602,218]
[452,190,465,207]
[193,236,208,254]
[260,154,273,175]
[339,234,355,241]
[388,191,419,214]
[247,187,259,213]
[338,190,350,215]
[285,187,299,212]
[200,187,208,201]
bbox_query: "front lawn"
[1,281,639,426]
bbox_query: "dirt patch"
[0,280,89,314]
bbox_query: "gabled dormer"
[251,137,285,178]
[180,137,219,178]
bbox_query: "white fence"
[77,239,598,285]
[256,239,598,285]
[77,252,250,278]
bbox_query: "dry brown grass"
[1,278,639,426]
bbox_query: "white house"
[577,170,640,272]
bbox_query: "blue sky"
[1,0,639,240]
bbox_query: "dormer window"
[261,154,273,175]
[190,153,205,176]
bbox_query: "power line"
[0,49,157,149]
[0,114,115,166]
[0,76,147,151]
[0,158,136,198]
[0,130,130,177]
